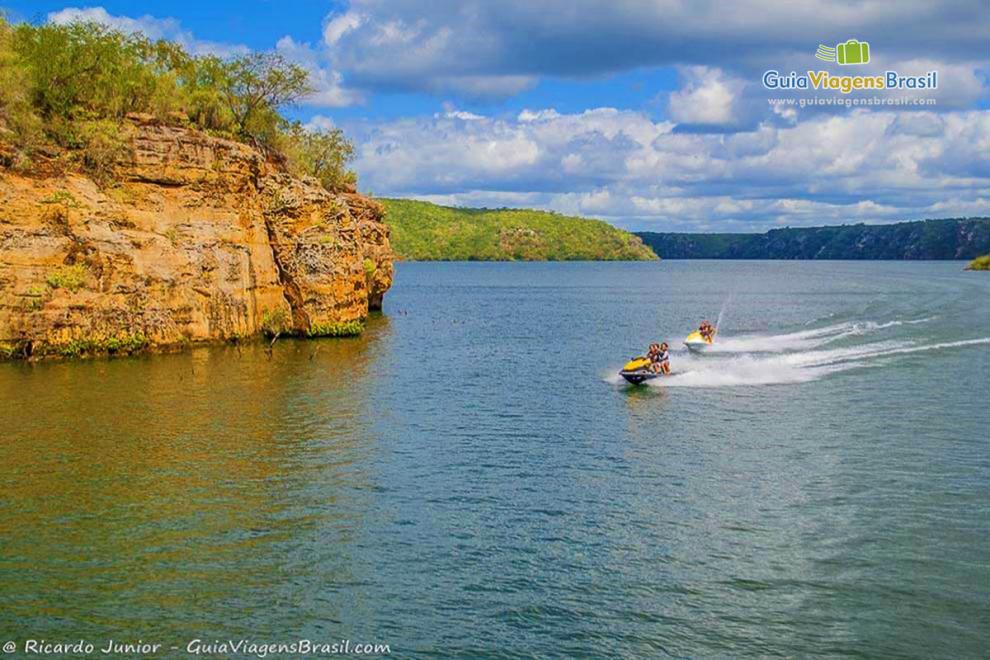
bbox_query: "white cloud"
[668,67,743,126]
[304,115,338,133]
[319,0,990,102]
[437,103,484,120]
[518,108,561,122]
[323,11,365,44]
[348,106,990,231]
[275,36,362,108]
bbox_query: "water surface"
[2,261,989,657]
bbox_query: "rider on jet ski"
[648,342,671,375]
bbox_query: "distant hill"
[636,218,990,260]
[381,199,657,261]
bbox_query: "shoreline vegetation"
[637,218,990,260]
[381,199,657,261]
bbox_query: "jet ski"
[619,356,661,385]
[684,329,715,352]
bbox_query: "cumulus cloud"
[44,3,990,231]
[668,67,745,127]
[323,11,365,45]
[321,0,990,99]
[348,107,990,231]
[274,37,362,108]
[48,3,990,116]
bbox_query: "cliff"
[636,218,990,260]
[381,199,657,261]
[0,116,392,359]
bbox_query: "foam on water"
[607,315,988,389]
[711,317,936,354]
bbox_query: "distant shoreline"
[636,217,990,260]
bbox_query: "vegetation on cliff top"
[966,255,990,270]
[637,218,990,260]
[0,17,354,190]
[381,199,657,261]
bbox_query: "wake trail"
[628,317,985,389]
[711,317,936,354]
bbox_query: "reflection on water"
[0,317,390,640]
[2,262,990,657]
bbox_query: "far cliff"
[381,199,657,261]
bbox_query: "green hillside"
[380,199,657,261]
[637,218,990,260]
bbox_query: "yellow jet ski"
[684,328,716,352]
[619,356,661,385]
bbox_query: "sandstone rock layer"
[0,119,392,359]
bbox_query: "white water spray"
[607,314,987,389]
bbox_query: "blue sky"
[5,1,990,231]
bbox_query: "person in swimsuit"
[646,343,660,371]
[656,342,671,375]
[699,321,714,342]
[647,342,670,375]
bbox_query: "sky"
[4,1,990,232]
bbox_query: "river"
[1,261,988,657]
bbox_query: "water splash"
[715,294,733,333]
[650,334,989,388]
[605,314,985,389]
[711,317,936,354]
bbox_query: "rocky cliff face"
[0,116,392,359]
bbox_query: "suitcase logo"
[816,40,870,65]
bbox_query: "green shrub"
[306,320,363,337]
[39,190,80,207]
[260,307,290,337]
[51,331,148,358]
[24,283,48,310]
[0,20,42,150]
[45,264,88,291]
[281,121,356,192]
[0,17,347,179]
[77,119,130,181]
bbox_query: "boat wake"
[711,317,936,354]
[609,316,989,389]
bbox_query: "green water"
[1,261,989,657]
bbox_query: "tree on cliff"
[0,18,355,191]
[280,121,356,192]
[218,52,311,147]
